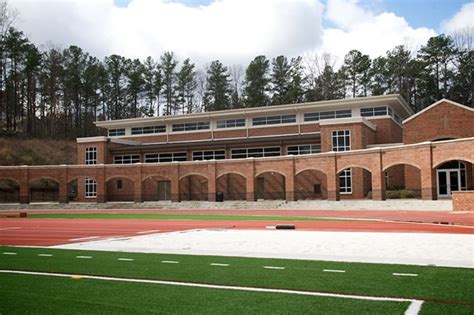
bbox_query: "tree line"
[0,1,472,139]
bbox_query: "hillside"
[0,138,76,166]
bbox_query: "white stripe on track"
[137,230,160,234]
[0,270,420,306]
[0,227,21,231]
[69,236,100,241]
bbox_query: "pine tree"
[243,55,270,107]
[203,60,231,111]
[160,51,177,115]
[341,50,371,97]
[175,58,196,114]
[271,55,291,105]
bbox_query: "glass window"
[85,147,97,165]
[252,114,296,126]
[339,169,352,193]
[217,119,245,129]
[108,128,125,137]
[192,150,225,161]
[287,144,321,155]
[231,147,281,159]
[131,125,166,135]
[304,110,352,122]
[144,152,187,163]
[332,130,351,152]
[113,155,140,164]
[85,178,97,198]
[172,122,210,132]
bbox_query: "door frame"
[436,169,461,198]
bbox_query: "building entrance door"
[437,170,461,198]
[158,181,171,200]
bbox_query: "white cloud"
[10,0,324,65]
[441,2,474,34]
[315,0,436,66]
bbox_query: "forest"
[0,1,472,139]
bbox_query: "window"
[113,155,140,164]
[287,144,321,155]
[332,130,350,152]
[339,169,352,194]
[172,122,210,132]
[217,119,245,129]
[231,147,281,159]
[108,128,126,137]
[252,114,296,126]
[85,147,97,165]
[131,125,166,135]
[117,180,123,189]
[192,150,226,161]
[360,106,387,117]
[304,110,352,122]
[144,152,187,163]
[85,178,97,198]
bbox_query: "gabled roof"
[403,99,474,124]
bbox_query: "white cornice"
[319,117,377,131]
[76,136,107,143]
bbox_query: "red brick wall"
[295,169,327,200]
[404,101,474,144]
[452,191,474,211]
[320,123,375,152]
[370,118,403,144]
[77,141,109,165]
[248,125,299,137]
[216,174,246,200]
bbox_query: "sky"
[8,0,474,67]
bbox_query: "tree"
[143,56,161,116]
[203,60,231,111]
[103,54,128,120]
[270,55,291,105]
[175,58,196,114]
[229,64,244,108]
[243,55,270,107]
[126,58,145,118]
[341,50,371,97]
[160,51,177,115]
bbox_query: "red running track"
[1,218,473,246]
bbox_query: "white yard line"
[161,260,179,264]
[210,263,229,267]
[2,252,17,255]
[137,230,160,234]
[393,273,418,277]
[0,269,422,314]
[76,256,92,259]
[38,254,53,257]
[69,236,100,242]
[323,269,346,273]
[263,266,285,270]
[117,258,134,261]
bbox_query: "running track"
[1,218,473,246]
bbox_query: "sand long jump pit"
[54,229,474,268]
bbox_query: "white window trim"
[85,147,97,165]
[85,177,97,198]
[192,150,226,161]
[287,144,322,155]
[332,130,351,152]
[339,169,352,194]
[144,152,188,163]
[231,146,281,159]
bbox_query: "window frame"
[85,177,97,198]
[113,155,141,164]
[85,147,97,165]
[332,130,351,152]
[287,144,321,155]
[231,147,281,159]
[339,169,352,194]
[144,152,187,163]
[252,114,296,126]
[108,128,126,137]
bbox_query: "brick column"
[371,151,386,201]
[133,165,143,203]
[420,145,437,200]
[58,165,69,204]
[96,166,106,203]
[327,155,340,201]
[19,166,30,204]
[207,162,217,202]
[246,159,256,201]
[171,163,180,202]
[285,158,295,201]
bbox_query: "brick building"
[0,95,473,204]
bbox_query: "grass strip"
[0,273,410,314]
[1,246,473,307]
[28,213,356,221]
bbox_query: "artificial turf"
[28,213,355,221]
[1,246,473,314]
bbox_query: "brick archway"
[383,163,422,199]
[142,174,172,201]
[105,177,134,202]
[216,173,247,200]
[179,174,208,201]
[336,166,372,200]
[29,177,60,203]
[0,178,19,203]
[295,169,327,200]
[255,171,286,200]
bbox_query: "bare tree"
[229,64,244,108]
[194,67,208,112]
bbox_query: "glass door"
[437,171,448,197]
[437,170,461,197]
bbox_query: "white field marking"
[161,260,179,264]
[393,273,418,277]
[0,227,21,231]
[69,236,100,241]
[405,300,424,315]
[38,254,53,257]
[117,258,134,261]
[2,252,17,255]
[323,269,346,273]
[137,230,160,234]
[263,266,285,270]
[265,226,275,229]
[210,263,229,267]
[76,256,92,259]
[0,270,421,308]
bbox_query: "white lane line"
[405,300,424,315]
[210,263,229,267]
[2,252,17,255]
[393,273,418,277]
[69,236,100,241]
[323,269,346,273]
[263,266,285,270]
[38,254,53,257]
[265,226,275,229]
[76,256,92,259]
[161,260,179,264]
[0,270,419,305]
[117,258,134,261]
[137,230,160,234]
[0,227,21,231]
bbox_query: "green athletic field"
[1,246,473,314]
[27,213,356,221]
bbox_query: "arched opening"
[179,175,208,201]
[255,172,285,200]
[0,179,19,203]
[143,175,172,201]
[385,164,421,199]
[295,170,327,200]
[436,160,473,198]
[68,179,78,202]
[106,177,134,202]
[29,178,59,203]
[216,173,246,200]
[337,167,372,200]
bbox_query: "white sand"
[54,229,474,268]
